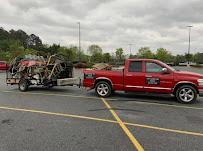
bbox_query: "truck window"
[129,61,142,72]
[146,62,163,73]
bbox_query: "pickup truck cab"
[83,59,203,103]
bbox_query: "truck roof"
[126,58,160,62]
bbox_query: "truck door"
[124,60,145,91]
[144,61,174,93]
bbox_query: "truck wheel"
[95,81,112,97]
[175,85,197,104]
[19,79,29,92]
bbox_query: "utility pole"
[77,22,81,62]
[187,25,193,65]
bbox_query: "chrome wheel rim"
[97,83,109,96]
[179,88,194,102]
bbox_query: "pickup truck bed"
[83,69,124,90]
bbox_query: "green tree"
[194,53,203,64]
[115,48,124,61]
[174,55,186,65]
[80,52,90,63]
[9,40,24,51]
[26,48,38,54]
[0,27,9,41]
[0,40,11,51]
[185,53,193,63]
[91,52,103,63]
[58,47,73,60]
[70,46,78,61]
[129,54,137,59]
[58,46,82,62]
[156,48,173,62]
[9,29,29,47]
[48,44,60,55]
[87,44,102,55]
[137,47,154,59]
[0,51,12,61]
[87,44,103,63]
[103,53,111,63]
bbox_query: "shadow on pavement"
[88,107,145,113]
[106,91,203,105]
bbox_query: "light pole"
[128,43,135,58]
[187,25,193,64]
[77,22,81,62]
[128,44,132,56]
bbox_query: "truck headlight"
[198,79,203,86]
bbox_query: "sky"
[0,0,203,55]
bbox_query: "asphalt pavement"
[0,70,203,151]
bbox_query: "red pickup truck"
[83,59,203,103]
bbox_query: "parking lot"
[0,70,203,151]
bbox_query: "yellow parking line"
[0,90,117,101]
[0,106,117,124]
[101,98,144,151]
[0,105,203,137]
[125,122,203,137]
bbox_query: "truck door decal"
[146,77,160,85]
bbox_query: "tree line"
[0,27,203,65]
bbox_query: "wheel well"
[94,79,112,89]
[173,83,199,94]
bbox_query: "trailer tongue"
[6,54,79,91]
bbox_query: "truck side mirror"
[162,68,169,74]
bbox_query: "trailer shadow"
[28,86,76,93]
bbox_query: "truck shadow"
[108,92,202,105]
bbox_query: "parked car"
[0,61,9,70]
[83,59,203,104]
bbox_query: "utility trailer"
[6,54,80,91]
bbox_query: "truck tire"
[19,79,29,92]
[175,85,197,104]
[95,81,112,97]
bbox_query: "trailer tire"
[19,79,29,92]
[95,81,112,97]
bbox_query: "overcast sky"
[0,0,203,55]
